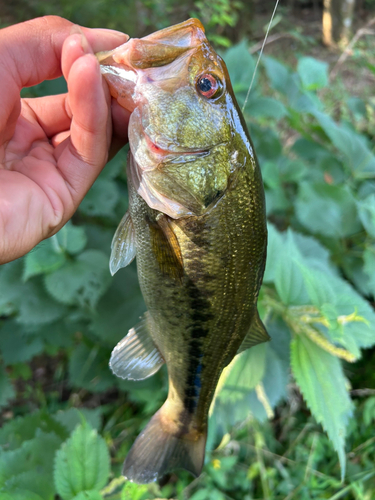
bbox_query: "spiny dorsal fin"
[110,210,136,276]
[237,308,270,355]
[109,313,164,381]
[147,213,184,281]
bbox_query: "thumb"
[0,16,128,143]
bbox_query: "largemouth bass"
[97,18,269,484]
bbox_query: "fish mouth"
[144,133,210,159]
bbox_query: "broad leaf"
[54,422,110,500]
[54,408,102,433]
[45,250,111,309]
[71,491,103,500]
[220,344,267,403]
[0,321,43,365]
[0,364,15,408]
[79,178,119,218]
[23,240,66,280]
[55,224,88,256]
[296,182,361,238]
[357,194,375,238]
[224,40,256,94]
[312,110,375,178]
[0,431,63,498]
[0,411,67,449]
[262,56,290,94]
[274,230,310,305]
[291,334,353,478]
[364,246,375,297]
[68,344,114,393]
[246,96,287,120]
[297,57,328,90]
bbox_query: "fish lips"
[128,107,212,170]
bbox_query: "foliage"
[1,19,375,500]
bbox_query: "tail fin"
[123,408,207,484]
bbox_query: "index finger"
[0,16,129,89]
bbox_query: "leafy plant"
[0,25,375,500]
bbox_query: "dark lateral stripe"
[183,278,214,413]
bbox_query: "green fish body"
[98,18,268,483]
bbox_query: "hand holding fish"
[0,16,130,264]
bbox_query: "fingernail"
[70,24,84,36]
[92,28,129,43]
[70,24,92,54]
[80,33,92,54]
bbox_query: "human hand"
[0,16,130,264]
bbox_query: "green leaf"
[357,194,375,238]
[221,344,267,402]
[23,240,66,280]
[224,40,255,93]
[364,246,375,296]
[0,411,67,449]
[252,125,282,161]
[71,491,103,500]
[292,231,336,275]
[0,262,67,325]
[121,482,149,500]
[246,96,287,120]
[297,265,336,308]
[0,364,15,408]
[99,147,127,179]
[0,321,43,366]
[3,471,53,500]
[56,224,88,255]
[17,279,67,325]
[330,274,375,351]
[263,223,283,283]
[89,266,145,347]
[79,179,119,218]
[54,422,110,500]
[291,334,353,478]
[312,110,375,178]
[45,250,111,309]
[297,57,328,90]
[215,319,290,425]
[274,230,310,305]
[296,182,361,238]
[347,96,367,121]
[54,408,102,433]
[262,56,290,94]
[0,431,63,498]
[68,344,114,393]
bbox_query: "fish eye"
[196,74,222,98]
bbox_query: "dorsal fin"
[110,313,164,381]
[237,309,270,355]
[110,210,136,275]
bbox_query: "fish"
[97,18,269,484]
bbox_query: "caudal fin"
[123,408,207,484]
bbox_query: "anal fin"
[110,313,164,381]
[110,210,136,276]
[237,308,270,355]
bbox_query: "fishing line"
[242,0,281,112]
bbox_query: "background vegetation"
[1,1,375,499]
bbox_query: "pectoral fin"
[110,211,136,276]
[237,309,270,355]
[110,313,164,381]
[147,214,184,281]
